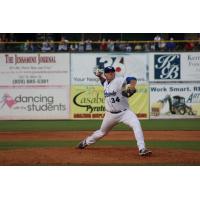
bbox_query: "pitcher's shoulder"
[115,76,125,83]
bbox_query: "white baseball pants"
[85,109,146,151]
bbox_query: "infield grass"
[0,119,200,131]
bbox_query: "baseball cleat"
[139,148,152,156]
[77,140,88,149]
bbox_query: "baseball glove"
[122,82,137,97]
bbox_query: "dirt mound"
[0,147,200,166]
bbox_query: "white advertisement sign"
[71,53,147,85]
[0,53,70,87]
[0,88,70,120]
[149,52,200,82]
[150,83,200,119]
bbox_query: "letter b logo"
[154,54,181,79]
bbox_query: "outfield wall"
[0,52,200,120]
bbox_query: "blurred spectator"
[150,43,155,51]
[70,43,78,51]
[100,38,107,51]
[78,40,85,52]
[41,41,51,52]
[107,39,115,51]
[158,36,166,51]
[184,40,195,51]
[144,43,150,51]
[115,40,121,51]
[1,34,9,51]
[119,42,126,51]
[49,40,56,51]
[197,36,200,50]
[134,43,142,51]
[23,40,35,52]
[58,37,68,51]
[166,37,176,51]
[1,33,200,52]
[125,43,132,52]
[0,36,5,51]
[154,34,161,50]
[92,40,99,51]
[85,39,92,51]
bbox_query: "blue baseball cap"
[104,66,115,73]
[126,77,137,84]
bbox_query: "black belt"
[109,109,127,114]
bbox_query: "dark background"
[1,33,198,41]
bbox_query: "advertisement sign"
[128,84,149,119]
[71,53,147,85]
[71,85,149,119]
[149,53,200,81]
[0,53,70,87]
[150,83,200,119]
[71,86,105,119]
[0,87,70,120]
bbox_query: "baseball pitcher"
[77,66,152,156]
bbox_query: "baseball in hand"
[93,67,103,77]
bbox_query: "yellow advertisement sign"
[71,85,149,119]
[128,85,149,119]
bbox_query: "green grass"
[0,140,200,151]
[0,119,200,131]
[0,140,76,149]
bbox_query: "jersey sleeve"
[118,77,126,90]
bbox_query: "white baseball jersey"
[103,77,128,112]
